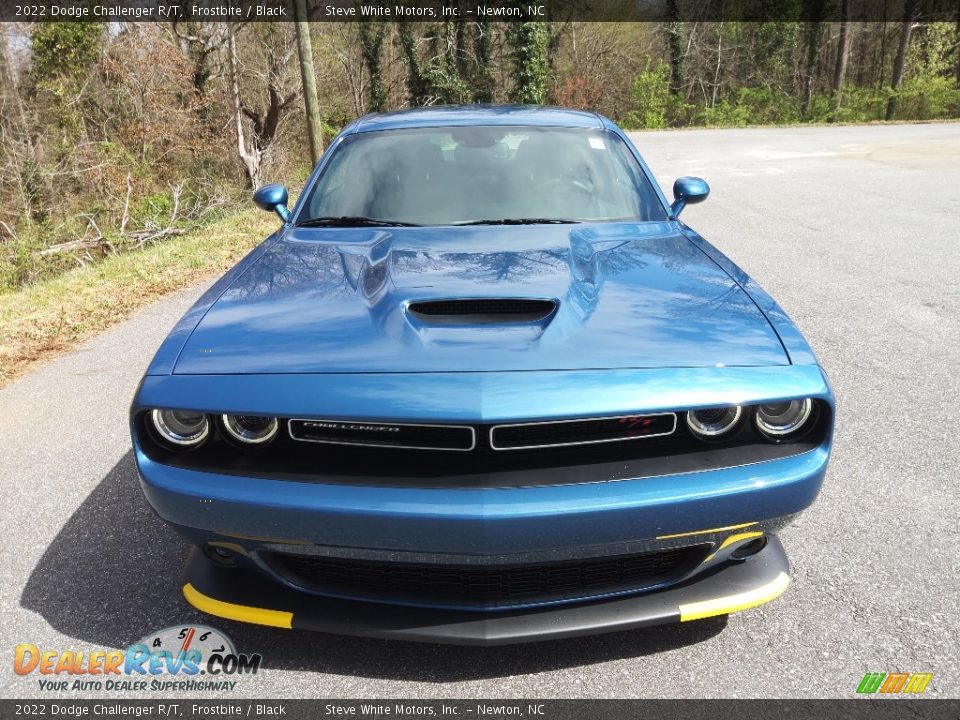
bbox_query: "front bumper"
[133,365,832,555]
[182,535,791,645]
[137,445,828,556]
[133,366,832,636]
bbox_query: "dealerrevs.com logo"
[14,625,261,692]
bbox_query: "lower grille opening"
[266,545,709,609]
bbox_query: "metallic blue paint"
[670,176,710,218]
[680,225,820,365]
[137,445,827,555]
[170,223,789,375]
[252,183,291,222]
[134,364,831,424]
[352,105,605,133]
[131,106,835,628]
[145,232,283,375]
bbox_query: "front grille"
[491,413,677,450]
[266,545,708,609]
[287,414,678,452]
[289,419,475,451]
[408,298,556,323]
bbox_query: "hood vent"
[408,298,557,324]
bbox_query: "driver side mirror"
[253,183,291,223]
[670,176,710,219]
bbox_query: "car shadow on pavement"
[21,451,726,681]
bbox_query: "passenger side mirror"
[670,176,710,219]
[253,184,291,223]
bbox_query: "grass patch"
[0,208,276,386]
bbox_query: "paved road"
[2,123,958,699]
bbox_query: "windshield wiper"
[298,216,422,228]
[454,218,583,226]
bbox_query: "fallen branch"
[126,227,187,248]
[38,238,106,257]
[34,182,192,258]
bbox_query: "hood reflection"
[172,223,789,375]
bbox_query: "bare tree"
[228,24,297,189]
[0,23,37,220]
[169,20,228,96]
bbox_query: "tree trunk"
[711,23,723,108]
[293,0,323,165]
[831,0,852,114]
[1,25,31,138]
[169,21,223,98]
[666,0,684,96]
[398,22,430,105]
[0,23,40,218]
[358,22,387,112]
[955,17,960,88]
[885,0,918,121]
[877,1,889,89]
[0,24,10,93]
[455,18,468,77]
[227,26,262,189]
[831,0,850,118]
[508,22,549,105]
[473,21,494,103]
[801,12,825,117]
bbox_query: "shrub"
[622,60,674,129]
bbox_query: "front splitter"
[181,536,791,646]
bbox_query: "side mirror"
[253,184,291,223]
[670,176,710,218]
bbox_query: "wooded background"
[1,17,958,291]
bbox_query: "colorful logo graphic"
[856,672,933,695]
[14,625,261,692]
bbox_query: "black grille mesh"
[492,414,676,450]
[286,414,679,452]
[289,420,474,451]
[268,545,707,608]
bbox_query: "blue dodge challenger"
[131,106,834,644]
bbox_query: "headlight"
[754,399,813,439]
[221,414,279,445]
[150,409,210,448]
[686,406,743,438]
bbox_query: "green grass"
[0,208,276,386]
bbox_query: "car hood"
[173,223,788,375]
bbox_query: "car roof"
[350,104,606,133]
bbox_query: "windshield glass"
[298,126,668,226]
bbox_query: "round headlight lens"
[150,409,209,448]
[221,414,279,445]
[755,399,813,438]
[686,406,743,438]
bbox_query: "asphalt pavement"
[1,123,958,699]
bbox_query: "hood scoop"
[407,298,558,325]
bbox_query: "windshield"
[298,126,668,226]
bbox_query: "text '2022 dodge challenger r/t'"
[130,105,834,645]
